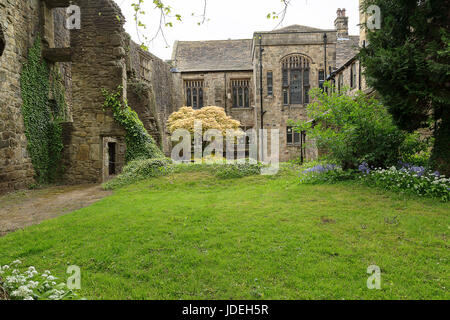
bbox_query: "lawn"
[0,165,448,299]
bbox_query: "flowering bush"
[0,260,80,300]
[168,106,241,135]
[360,164,450,202]
[299,163,356,184]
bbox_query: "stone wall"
[62,0,127,184]
[127,40,183,155]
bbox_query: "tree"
[168,106,241,135]
[359,0,450,174]
[292,84,424,170]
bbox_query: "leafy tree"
[359,0,450,174]
[292,85,424,170]
[168,106,241,135]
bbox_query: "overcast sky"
[113,0,360,61]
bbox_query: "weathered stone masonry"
[0,0,182,193]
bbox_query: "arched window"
[281,54,311,105]
[0,24,5,57]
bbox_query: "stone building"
[172,9,360,162]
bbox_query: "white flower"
[47,275,57,281]
[11,285,33,298]
[12,260,22,265]
[27,281,39,289]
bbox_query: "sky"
[113,0,361,61]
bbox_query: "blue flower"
[358,162,370,175]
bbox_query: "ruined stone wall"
[63,0,127,184]
[127,40,183,155]
[0,0,41,193]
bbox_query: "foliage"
[1,168,448,299]
[214,162,263,179]
[20,37,65,184]
[0,260,80,300]
[359,0,450,174]
[103,158,173,190]
[359,164,450,202]
[299,163,356,184]
[102,87,164,162]
[292,85,423,170]
[168,106,241,136]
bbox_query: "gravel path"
[0,185,112,237]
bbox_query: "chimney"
[335,8,349,39]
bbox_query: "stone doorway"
[102,137,125,181]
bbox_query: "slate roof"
[172,39,253,72]
[259,24,333,34]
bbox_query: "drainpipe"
[323,33,328,79]
[259,34,265,161]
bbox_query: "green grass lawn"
[0,166,448,299]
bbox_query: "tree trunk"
[432,108,450,176]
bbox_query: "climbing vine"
[102,86,164,162]
[20,37,66,184]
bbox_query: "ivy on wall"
[102,86,164,162]
[20,37,66,184]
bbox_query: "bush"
[214,162,263,179]
[299,163,356,184]
[292,84,424,170]
[168,106,241,135]
[103,158,173,190]
[360,164,450,202]
[0,260,80,300]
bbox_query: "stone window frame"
[266,71,273,96]
[318,69,325,90]
[231,79,250,108]
[281,54,312,106]
[184,80,204,109]
[350,63,357,89]
[286,126,302,146]
[139,53,152,82]
[338,73,344,93]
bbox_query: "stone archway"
[0,23,5,57]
